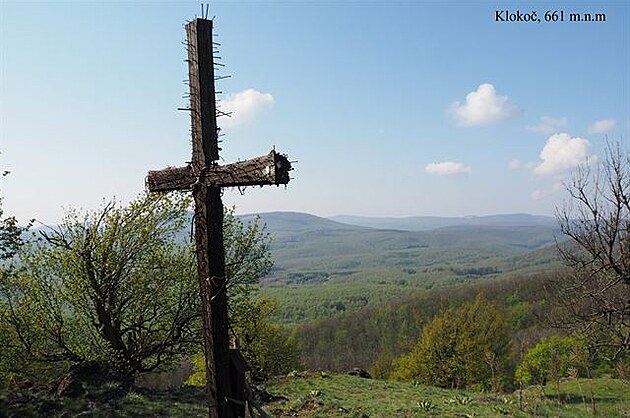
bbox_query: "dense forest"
[293,272,553,375]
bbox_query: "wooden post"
[187,18,228,418]
[146,18,292,418]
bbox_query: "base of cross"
[228,349,248,416]
[146,150,292,193]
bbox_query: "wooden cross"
[146,18,292,418]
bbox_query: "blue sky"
[1,1,629,224]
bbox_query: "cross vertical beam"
[187,19,219,162]
[186,19,230,418]
[146,17,292,418]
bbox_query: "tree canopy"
[516,335,588,387]
[391,292,511,391]
[1,194,198,381]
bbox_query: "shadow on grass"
[543,393,626,405]
[136,385,207,405]
[0,384,208,417]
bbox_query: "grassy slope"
[265,373,630,417]
[4,375,626,417]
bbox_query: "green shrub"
[391,292,511,391]
[516,335,588,387]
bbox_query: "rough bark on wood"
[187,18,219,163]
[146,18,293,418]
[186,18,227,418]
[146,151,292,193]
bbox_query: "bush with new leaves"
[0,193,298,385]
[391,292,511,391]
[516,335,588,388]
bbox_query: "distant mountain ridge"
[238,212,560,251]
[243,211,563,324]
[237,211,561,280]
[328,213,557,231]
[239,211,366,241]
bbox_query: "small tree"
[223,209,273,325]
[0,168,31,261]
[233,298,300,382]
[391,293,511,391]
[554,142,630,362]
[187,298,300,385]
[516,335,588,400]
[0,193,199,382]
[0,206,26,262]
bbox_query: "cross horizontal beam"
[146,150,292,193]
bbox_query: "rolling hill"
[240,212,565,323]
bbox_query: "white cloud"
[451,83,518,126]
[509,159,522,169]
[529,190,545,200]
[425,161,471,176]
[529,181,565,201]
[527,116,568,134]
[218,88,274,129]
[534,133,591,175]
[587,118,616,133]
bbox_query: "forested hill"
[241,212,564,324]
[241,211,366,239]
[243,211,562,264]
[244,211,557,232]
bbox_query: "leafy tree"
[391,293,511,391]
[0,206,25,262]
[554,142,630,362]
[516,335,588,399]
[232,297,300,382]
[223,209,273,325]
[188,211,300,383]
[369,349,398,380]
[1,188,296,386]
[0,168,31,261]
[0,193,198,382]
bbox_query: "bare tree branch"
[554,141,630,361]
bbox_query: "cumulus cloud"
[527,116,568,135]
[425,161,471,176]
[534,133,591,175]
[587,118,616,133]
[218,88,274,129]
[451,83,518,126]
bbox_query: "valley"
[248,212,564,324]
